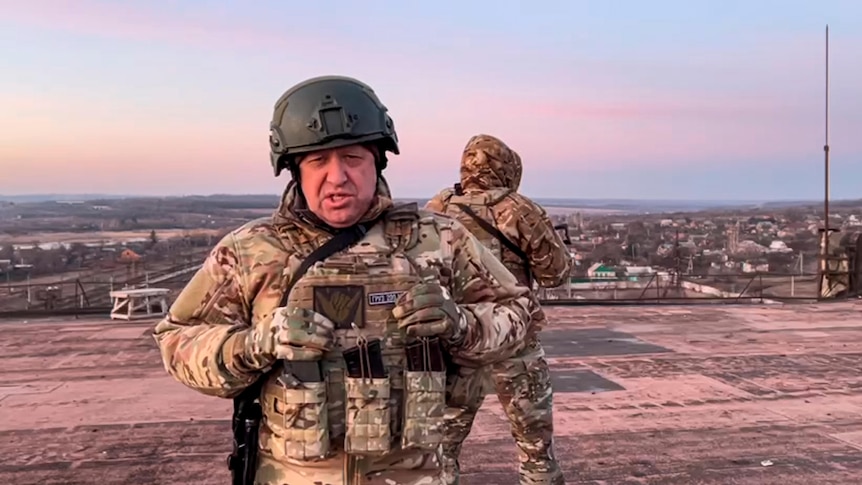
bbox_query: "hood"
[459,134,522,192]
[272,176,393,233]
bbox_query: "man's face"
[297,144,378,228]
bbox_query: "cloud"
[0,1,286,51]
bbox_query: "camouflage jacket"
[152,177,539,400]
[425,134,573,289]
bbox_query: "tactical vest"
[447,189,532,288]
[258,208,447,465]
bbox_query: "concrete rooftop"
[2,300,862,484]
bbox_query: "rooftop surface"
[3,300,862,484]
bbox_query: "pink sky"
[1,1,861,199]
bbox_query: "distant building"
[768,240,792,253]
[118,249,142,264]
[587,262,617,280]
[742,262,770,273]
[623,266,655,281]
[737,240,768,254]
[656,243,674,257]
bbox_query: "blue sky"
[1,0,860,200]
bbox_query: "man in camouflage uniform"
[426,134,573,485]
[152,77,543,485]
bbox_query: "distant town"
[1,194,860,311]
[548,207,859,279]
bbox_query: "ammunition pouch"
[263,379,331,461]
[401,370,446,450]
[345,376,393,455]
[342,336,393,456]
[401,336,446,451]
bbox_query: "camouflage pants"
[441,337,563,485]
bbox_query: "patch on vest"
[313,285,365,330]
[367,290,404,307]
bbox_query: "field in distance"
[1,229,225,246]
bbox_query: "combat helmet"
[269,75,400,177]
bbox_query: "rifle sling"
[453,202,533,287]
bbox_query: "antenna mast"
[824,24,830,239]
[818,24,833,299]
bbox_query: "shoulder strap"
[233,217,380,406]
[277,222,373,307]
[452,202,533,287]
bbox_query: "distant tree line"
[0,228,229,282]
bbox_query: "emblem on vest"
[313,285,366,329]
[367,290,405,307]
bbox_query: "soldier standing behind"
[152,77,543,485]
[425,134,574,485]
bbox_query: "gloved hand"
[392,282,466,344]
[246,306,336,368]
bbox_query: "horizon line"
[0,192,857,205]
